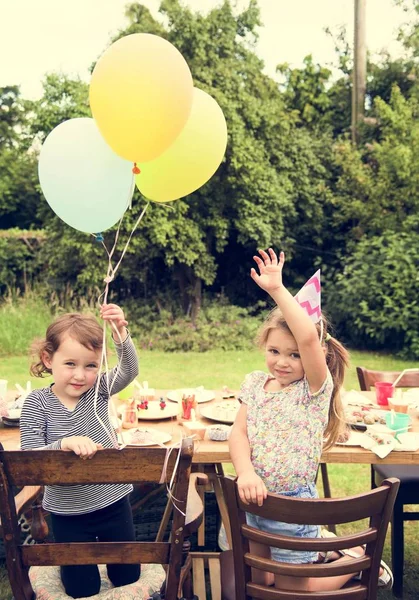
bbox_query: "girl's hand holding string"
[251,248,285,294]
[100,303,128,341]
[61,436,103,459]
[237,469,268,507]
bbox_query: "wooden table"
[2,389,419,464]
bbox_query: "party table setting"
[1,375,419,465]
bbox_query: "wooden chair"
[0,439,206,600]
[220,475,399,600]
[357,365,419,597]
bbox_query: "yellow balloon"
[89,33,193,163]
[135,88,227,202]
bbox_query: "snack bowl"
[207,424,231,441]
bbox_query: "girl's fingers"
[258,249,270,263]
[238,488,249,505]
[268,248,278,264]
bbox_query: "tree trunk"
[175,264,202,323]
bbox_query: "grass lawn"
[1,348,418,598]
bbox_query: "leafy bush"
[328,232,419,359]
[129,299,263,352]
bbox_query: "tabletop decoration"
[207,424,231,441]
[122,398,138,429]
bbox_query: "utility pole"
[352,0,367,144]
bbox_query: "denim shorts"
[246,484,320,564]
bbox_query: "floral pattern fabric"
[29,563,165,600]
[239,370,333,493]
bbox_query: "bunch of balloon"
[38,33,227,234]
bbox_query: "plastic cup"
[385,412,411,437]
[375,382,394,406]
[388,398,410,414]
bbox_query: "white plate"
[200,401,240,424]
[137,402,179,420]
[120,428,172,447]
[336,431,367,446]
[167,389,215,404]
[118,402,179,421]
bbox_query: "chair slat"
[245,553,370,577]
[240,485,391,524]
[247,581,368,599]
[241,525,377,551]
[0,447,181,486]
[21,541,170,566]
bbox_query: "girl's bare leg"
[249,540,274,586]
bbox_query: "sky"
[0,0,411,100]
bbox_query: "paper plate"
[167,389,215,404]
[120,428,172,447]
[335,431,367,446]
[200,401,240,424]
[118,402,179,421]
[137,402,179,420]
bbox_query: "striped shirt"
[20,335,139,515]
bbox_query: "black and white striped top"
[20,335,139,515]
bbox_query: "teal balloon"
[38,118,133,233]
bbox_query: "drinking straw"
[392,368,419,389]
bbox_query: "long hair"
[30,313,103,377]
[257,307,349,450]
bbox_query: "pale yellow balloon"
[135,88,227,202]
[89,33,193,163]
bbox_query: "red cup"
[375,382,394,407]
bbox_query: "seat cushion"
[29,563,165,600]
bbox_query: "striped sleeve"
[20,391,62,450]
[98,333,139,396]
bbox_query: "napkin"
[359,432,395,459]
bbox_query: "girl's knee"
[108,563,141,587]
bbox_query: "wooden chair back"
[0,439,204,600]
[356,366,419,390]
[223,476,400,600]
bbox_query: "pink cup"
[375,382,394,407]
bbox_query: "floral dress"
[239,370,333,494]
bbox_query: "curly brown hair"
[30,313,103,377]
[256,307,350,450]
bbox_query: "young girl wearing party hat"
[229,248,393,592]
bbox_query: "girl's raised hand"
[100,304,128,337]
[251,248,285,294]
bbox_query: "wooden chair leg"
[319,464,336,534]
[391,500,404,598]
[155,495,173,542]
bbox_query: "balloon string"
[92,199,150,447]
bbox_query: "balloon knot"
[132,163,141,175]
[95,233,104,242]
[104,275,114,283]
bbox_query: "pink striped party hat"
[294,270,321,323]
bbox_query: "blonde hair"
[257,307,350,450]
[30,313,103,377]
